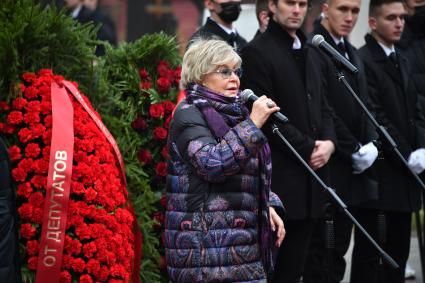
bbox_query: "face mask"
[216,1,242,24]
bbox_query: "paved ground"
[342,233,423,282]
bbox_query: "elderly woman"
[165,39,285,282]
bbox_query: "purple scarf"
[186,83,275,273]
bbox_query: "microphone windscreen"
[240,89,256,103]
[312,34,324,47]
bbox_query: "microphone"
[312,34,358,74]
[241,89,289,124]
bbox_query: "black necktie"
[388,51,398,68]
[229,32,237,50]
[337,42,347,57]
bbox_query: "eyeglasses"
[211,67,243,79]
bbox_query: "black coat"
[398,5,425,100]
[359,34,425,212]
[189,17,247,54]
[74,6,116,56]
[310,22,378,206]
[0,137,21,283]
[240,19,337,220]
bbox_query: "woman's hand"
[249,95,280,128]
[269,206,285,247]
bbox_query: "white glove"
[351,142,378,174]
[408,148,425,174]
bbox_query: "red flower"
[0,101,10,111]
[174,66,182,85]
[59,271,72,283]
[155,162,167,177]
[149,103,165,119]
[17,182,33,198]
[162,100,175,113]
[23,112,40,124]
[131,117,147,131]
[24,86,39,99]
[153,211,165,228]
[25,143,41,158]
[8,145,22,161]
[153,127,168,141]
[86,259,101,277]
[164,115,172,129]
[3,124,15,134]
[20,223,36,239]
[18,203,34,221]
[26,101,41,112]
[140,81,152,90]
[12,167,27,182]
[157,77,171,94]
[157,60,170,77]
[18,128,32,143]
[137,149,152,165]
[159,255,167,270]
[27,256,38,270]
[26,240,39,256]
[139,68,149,79]
[84,188,97,202]
[83,242,97,258]
[71,257,86,273]
[161,146,169,159]
[12,98,27,110]
[159,192,167,206]
[7,111,23,125]
[79,274,93,283]
[22,72,36,83]
[29,192,44,206]
[30,175,47,189]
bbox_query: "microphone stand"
[334,67,425,282]
[269,123,399,272]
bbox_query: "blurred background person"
[303,0,379,281]
[398,0,425,111]
[64,0,116,55]
[254,0,271,39]
[0,137,21,283]
[190,0,247,53]
[352,0,425,281]
[165,39,285,282]
[241,0,337,281]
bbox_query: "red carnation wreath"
[1,70,140,283]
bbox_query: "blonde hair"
[181,38,242,87]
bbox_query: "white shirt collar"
[330,33,344,46]
[293,35,302,49]
[210,17,237,35]
[71,4,83,19]
[377,41,396,57]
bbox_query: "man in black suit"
[190,0,247,53]
[0,137,20,283]
[399,0,425,109]
[351,0,425,281]
[64,0,116,56]
[303,0,379,281]
[253,0,270,40]
[240,0,337,281]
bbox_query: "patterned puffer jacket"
[165,101,283,283]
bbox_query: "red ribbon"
[36,82,74,283]
[62,81,127,186]
[62,80,141,283]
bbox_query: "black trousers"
[350,209,412,283]
[271,218,316,283]
[303,207,355,283]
